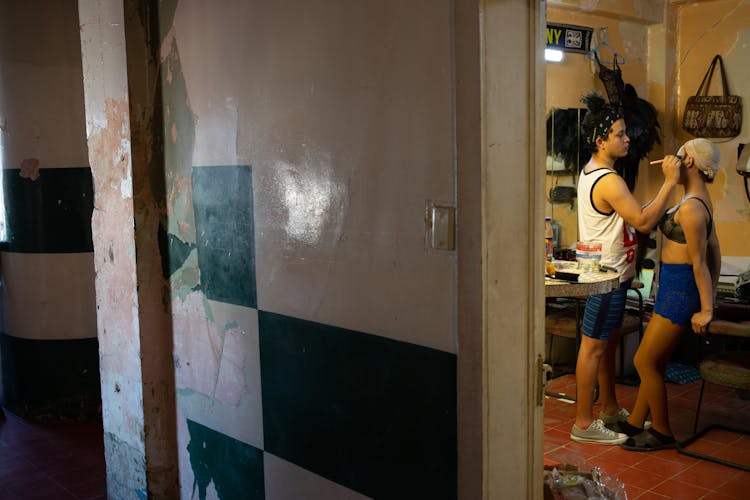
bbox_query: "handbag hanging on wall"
[682,54,742,139]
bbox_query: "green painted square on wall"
[186,419,264,499]
[192,165,256,308]
[259,311,457,499]
[2,167,94,253]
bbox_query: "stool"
[677,320,750,471]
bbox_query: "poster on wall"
[546,23,593,54]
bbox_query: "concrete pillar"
[78,0,178,497]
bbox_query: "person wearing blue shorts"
[617,139,722,451]
[581,278,633,345]
[571,93,681,445]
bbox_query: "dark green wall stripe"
[2,167,94,253]
[165,230,195,277]
[186,419,265,499]
[0,333,101,420]
[191,165,256,308]
[259,311,457,499]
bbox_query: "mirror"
[546,108,587,254]
[546,107,587,176]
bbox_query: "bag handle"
[695,54,731,97]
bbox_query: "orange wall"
[545,7,650,248]
[672,1,750,257]
[546,2,750,257]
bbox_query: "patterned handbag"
[682,55,742,138]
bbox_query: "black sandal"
[620,429,676,452]
[607,420,644,437]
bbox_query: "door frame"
[456,1,546,497]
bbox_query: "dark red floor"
[545,374,750,499]
[2,377,749,500]
[0,408,106,500]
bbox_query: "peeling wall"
[548,0,664,24]
[673,0,750,256]
[78,1,147,497]
[170,1,455,351]
[163,1,457,498]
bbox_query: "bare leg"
[598,327,622,416]
[628,314,685,436]
[575,335,608,429]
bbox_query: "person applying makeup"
[570,92,682,445]
[616,138,722,451]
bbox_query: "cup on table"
[576,241,602,271]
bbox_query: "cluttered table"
[545,260,619,298]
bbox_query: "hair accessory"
[580,92,623,148]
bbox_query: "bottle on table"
[544,216,554,261]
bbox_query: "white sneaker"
[599,408,630,424]
[599,408,652,429]
[570,419,628,445]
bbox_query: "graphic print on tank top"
[623,223,637,264]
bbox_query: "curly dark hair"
[580,92,624,154]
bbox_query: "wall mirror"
[546,107,586,177]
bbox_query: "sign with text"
[546,23,592,54]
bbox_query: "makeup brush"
[649,154,683,165]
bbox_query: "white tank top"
[577,167,637,282]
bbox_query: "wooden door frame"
[456,1,546,498]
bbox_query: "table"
[707,319,750,338]
[545,272,619,297]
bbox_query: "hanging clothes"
[595,53,625,106]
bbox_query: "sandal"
[620,429,677,452]
[606,419,644,437]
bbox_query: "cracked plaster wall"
[161,0,457,496]
[548,0,664,24]
[673,0,750,256]
[78,1,147,497]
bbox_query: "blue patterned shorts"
[654,263,700,326]
[582,278,632,341]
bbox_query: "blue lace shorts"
[582,278,632,341]
[654,263,700,326]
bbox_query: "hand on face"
[660,155,683,185]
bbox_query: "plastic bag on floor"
[544,463,627,500]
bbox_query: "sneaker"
[599,408,652,429]
[599,408,630,424]
[570,419,628,445]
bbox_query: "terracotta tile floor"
[2,376,748,500]
[544,374,750,499]
[0,408,106,500]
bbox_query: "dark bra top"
[658,197,713,244]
